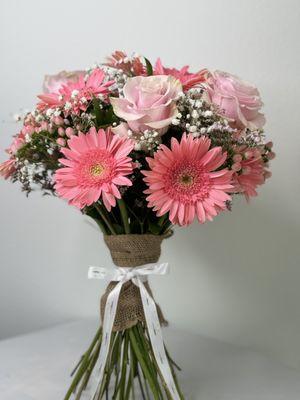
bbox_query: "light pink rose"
[42,70,84,94]
[110,75,182,134]
[207,71,265,130]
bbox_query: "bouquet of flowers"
[1,50,274,400]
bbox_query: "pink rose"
[110,75,182,134]
[207,71,265,130]
[42,70,84,94]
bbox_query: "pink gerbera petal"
[54,128,134,210]
[154,58,207,91]
[142,134,232,226]
[37,68,114,114]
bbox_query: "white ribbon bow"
[87,262,181,400]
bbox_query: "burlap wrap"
[101,234,168,331]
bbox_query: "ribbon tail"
[138,281,181,400]
[89,281,123,399]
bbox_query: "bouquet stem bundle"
[65,322,184,400]
[63,229,183,400]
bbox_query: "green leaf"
[144,58,153,76]
[130,219,142,234]
[117,199,130,234]
[92,97,102,126]
[112,223,125,234]
[148,221,161,235]
[105,106,118,125]
[157,214,167,227]
[92,98,119,128]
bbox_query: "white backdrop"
[1,0,300,369]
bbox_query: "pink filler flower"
[231,146,271,199]
[54,128,134,210]
[142,134,232,226]
[0,128,29,179]
[0,159,16,179]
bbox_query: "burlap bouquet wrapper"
[101,234,168,332]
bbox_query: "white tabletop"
[0,319,300,400]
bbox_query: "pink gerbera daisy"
[154,58,207,91]
[54,128,134,210]
[142,134,232,226]
[38,68,114,113]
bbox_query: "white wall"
[1,0,300,369]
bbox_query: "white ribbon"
[87,262,181,400]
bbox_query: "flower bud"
[233,154,242,163]
[53,116,64,126]
[232,162,242,172]
[244,150,253,160]
[253,149,261,158]
[58,127,65,136]
[56,138,66,147]
[266,141,273,149]
[242,166,251,175]
[264,170,272,179]
[65,127,75,138]
[267,151,276,160]
[40,121,49,131]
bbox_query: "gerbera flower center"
[90,163,105,177]
[179,173,194,186]
[166,161,211,203]
[76,149,116,187]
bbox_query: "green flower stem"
[117,199,130,234]
[95,218,108,235]
[102,333,120,396]
[165,346,182,371]
[141,365,152,400]
[135,325,158,379]
[169,362,185,400]
[129,328,161,400]
[119,332,129,398]
[129,344,136,400]
[64,327,102,400]
[98,332,117,399]
[70,355,85,377]
[148,342,172,400]
[112,335,123,398]
[160,220,173,235]
[64,322,184,400]
[136,364,147,400]
[78,341,101,395]
[94,203,117,235]
[158,215,167,227]
[126,204,144,234]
